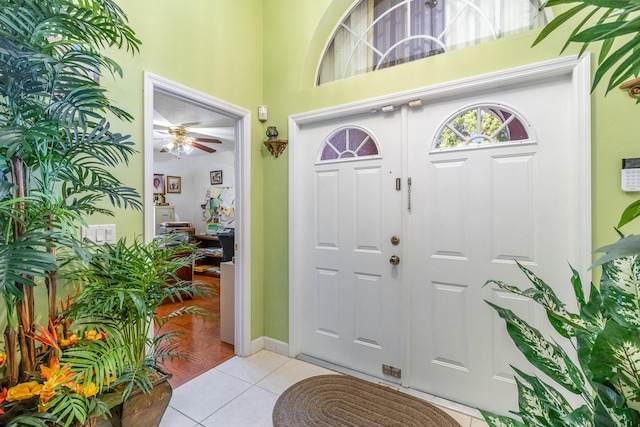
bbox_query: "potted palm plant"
[66,236,211,427]
[0,0,195,425]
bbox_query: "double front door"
[292,62,588,414]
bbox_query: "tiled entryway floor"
[159,349,489,427]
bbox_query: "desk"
[193,235,222,277]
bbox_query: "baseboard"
[250,336,289,357]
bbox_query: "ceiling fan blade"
[192,137,222,144]
[191,142,216,153]
[180,121,204,127]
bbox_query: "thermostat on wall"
[622,158,640,192]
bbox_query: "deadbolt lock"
[389,255,400,265]
[391,236,400,245]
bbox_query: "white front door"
[407,76,581,413]
[296,111,404,381]
[290,57,590,416]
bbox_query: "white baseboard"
[249,336,289,357]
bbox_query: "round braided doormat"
[272,375,461,427]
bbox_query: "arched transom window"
[318,126,380,163]
[318,0,548,85]
[434,104,532,150]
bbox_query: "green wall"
[98,0,267,339]
[99,1,640,344]
[260,1,640,342]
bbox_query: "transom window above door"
[318,126,380,163]
[317,0,548,85]
[434,104,532,150]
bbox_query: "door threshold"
[297,354,482,419]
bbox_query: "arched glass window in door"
[434,104,532,149]
[317,0,548,85]
[318,126,380,163]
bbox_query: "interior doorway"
[143,73,253,371]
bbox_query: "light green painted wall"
[91,0,640,344]
[260,1,640,342]
[96,0,266,339]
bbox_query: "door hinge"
[382,364,402,378]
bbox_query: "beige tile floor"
[160,350,489,427]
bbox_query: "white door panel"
[298,112,404,381]
[408,76,578,413]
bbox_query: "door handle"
[389,255,400,265]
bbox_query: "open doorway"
[143,73,253,385]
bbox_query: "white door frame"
[288,55,591,359]
[143,72,252,357]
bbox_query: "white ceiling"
[153,90,236,157]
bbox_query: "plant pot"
[85,373,172,427]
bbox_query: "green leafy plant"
[535,1,640,232]
[535,1,640,95]
[0,0,157,425]
[480,257,640,426]
[67,237,211,399]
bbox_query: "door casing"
[143,72,253,357]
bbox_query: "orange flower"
[6,381,43,402]
[0,352,6,368]
[0,387,7,415]
[40,357,60,380]
[59,333,78,347]
[84,330,106,341]
[73,382,97,398]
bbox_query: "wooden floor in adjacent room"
[155,274,235,389]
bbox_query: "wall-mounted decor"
[153,174,165,194]
[167,175,181,194]
[153,194,166,205]
[210,170,223,185]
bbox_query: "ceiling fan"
[156,124,222,158]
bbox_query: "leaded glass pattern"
[435,105,530,149]
[319,127,380,162]
[317,0,548,85]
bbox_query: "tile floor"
[159,349,489,427]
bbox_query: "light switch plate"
[81,224,116,245]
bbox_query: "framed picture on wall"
[153,174,165,194]
[210,170,223,185]
[167,176,181,194]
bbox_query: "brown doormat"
[272,375,461,427]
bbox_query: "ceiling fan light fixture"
[164,125,196,159]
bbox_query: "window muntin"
[318,127,380,163]
[317,0,548,85]
[434,105,531,150]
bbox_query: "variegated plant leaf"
[569,264,586,310]
[593,235,640,268]
[512,366,575,417]
[590,320,640,410]
[486,278,589,338]
[487,302,587,395]
[579,284,605,333]
[593,382,640,427]
[560,405,594,427]
[513,377,556,426]
[479,410,526,427]
[600,256,640,328]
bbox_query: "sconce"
[263,126,288,158]
[620,77,640,98]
